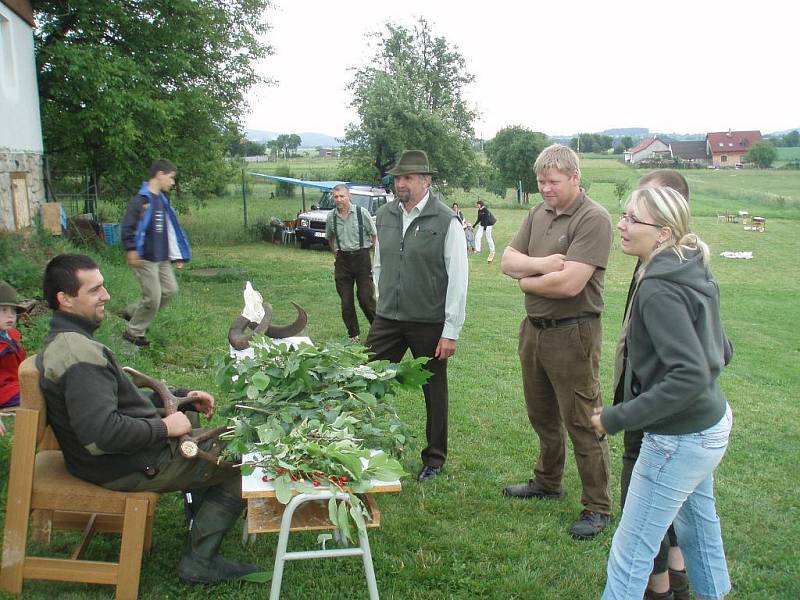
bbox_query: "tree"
[266,140,281,160]
[783,130,800,147]
[34,0,272,196]
[229,138,267,157]
[485,126,549,203]
[343,18,478,189]
[613,179,632,206]
[287,134,302,156]
[744,141,777,168]
[620,136,635,151]
[274,133,302,159]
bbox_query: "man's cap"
[0,281,28,311]
[387,150,437,176]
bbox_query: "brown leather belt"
[528,314,598,329]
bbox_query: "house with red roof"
[623,137,671,164]
[706,130,762,167]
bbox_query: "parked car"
[296,185,393,249]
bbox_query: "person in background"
[121,159,191,347]
[613,169,693,600]
[368,150,468,482]
[501,144,613,540]
[593,187,733,600]
[0,280,29,435]
[452,203,475,252]
[325,184,377,343]
[473,199,497,263]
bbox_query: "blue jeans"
[602,404,733,600]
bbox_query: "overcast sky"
[244,0,795,139]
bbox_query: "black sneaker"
[569,510,610,540]
[122,330,150,347]
[502,479,565,500]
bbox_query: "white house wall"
[0,3,44,231]
[631,140,670,164]
[0,3,42,152]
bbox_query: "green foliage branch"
[215,341,430,542]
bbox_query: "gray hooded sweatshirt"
[602,248,733,436]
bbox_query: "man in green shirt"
[325,184,377,342]
[501,144,613,540]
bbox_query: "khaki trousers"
[126,259,178,337]
[518,317,611,514]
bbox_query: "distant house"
[317,147,341,158]
[623,137,671,164]
[669,141,709,164]
[0,0,44,232]
[706,130,762,167]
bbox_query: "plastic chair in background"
[282,220,297,245]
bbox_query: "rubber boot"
[177,488,259,584]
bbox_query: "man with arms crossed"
[501,144,613,539]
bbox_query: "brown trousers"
[334,249,376,338]
[366,317,448,468]
[518,317,611,514]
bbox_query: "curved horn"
[228,305,274,350]
[265,302,308,339]
[228,315,253,350]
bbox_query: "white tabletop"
[241,452,402,498]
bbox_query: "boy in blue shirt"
[121,159,191,346]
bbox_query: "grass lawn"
[1,159,798,599]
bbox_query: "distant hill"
[599,127,649,137]
[767,127,800,136]
[245,129,343,148]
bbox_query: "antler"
[123,367,232,465]
[227,302,308,350]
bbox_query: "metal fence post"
[242,168,248,229]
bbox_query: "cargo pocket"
[572,383,601,431]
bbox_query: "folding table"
[241,452,401,600]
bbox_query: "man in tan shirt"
[501,144,613,540]
[325,184,377,342]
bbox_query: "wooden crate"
[247,494,381,534]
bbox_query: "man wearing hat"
[0,281,29,410]
[366,150,468,482]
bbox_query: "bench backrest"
[18,355,59,451]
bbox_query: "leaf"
[246,384,260,400]
[328,497,338,524]
[251,371,270,390]
[240,570,273,583]
[274,474,293,504]
[349,502,367,533]
[337,500,353,543]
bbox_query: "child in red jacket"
[0,281,28,435]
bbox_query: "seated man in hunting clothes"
[38,253,259,584]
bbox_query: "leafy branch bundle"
[215,341,431,541]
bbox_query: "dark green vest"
[375,194,455,323]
